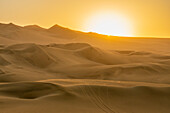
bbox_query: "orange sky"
[0,0,169,37]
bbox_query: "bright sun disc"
[85,13,133,36]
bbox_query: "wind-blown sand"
[0,23,170,113]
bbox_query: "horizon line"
[0,22,169,39]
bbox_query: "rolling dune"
[0,23,170,113]
[0,80,170,113]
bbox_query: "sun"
[85,12,133,37]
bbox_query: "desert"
[0,23,170,113]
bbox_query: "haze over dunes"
[0,0,170,37]
[0,23,170,113]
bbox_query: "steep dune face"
[0,23,69,44]
[6,43,56,68]
[0,82,66,99]
[74,45,126,65]
[0,55,11,66]
[24,25,46,31]
[48,24,81,39]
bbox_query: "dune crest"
[0,23,170,113]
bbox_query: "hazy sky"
[0,0,169,37]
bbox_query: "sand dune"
[0,80,170,113]
[1,23,170,52]
[1,42,170,83]
[0,23,170,113]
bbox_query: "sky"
[0,0,169,37]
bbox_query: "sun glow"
[85,12,133,37]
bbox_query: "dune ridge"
[0,23,170,113]
[0,80,170,113]
[0,42,170,83]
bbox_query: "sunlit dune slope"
[0,23,170,113]
[0,80,170,113]
[0,23,170,52]
[0,42,170,83]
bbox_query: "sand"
[0,23,170,113]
